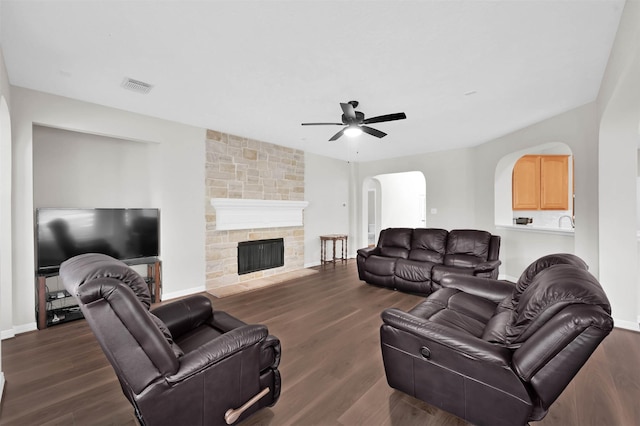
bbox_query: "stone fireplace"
[205,130,306,294]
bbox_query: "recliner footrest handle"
[224,387,270,424]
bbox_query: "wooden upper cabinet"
[512,155,569,210]
[512,155,540,210]
[540,155,569,209]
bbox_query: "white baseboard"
[15,322,37,334]
[498,274,519,282]
[305,255,354,269]
[1,322,37,340]
[614,318,640,332]
[1,329,15,340]
[0,372,5,405]
[162,286,206,301]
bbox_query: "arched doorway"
[361,171,426,248]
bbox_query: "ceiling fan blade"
[329,128,346,141]
[361,125,387,138]
[301,122,343,126]
[340,102,357,122]
[363,112,407,125]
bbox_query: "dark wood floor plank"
[1,261,638,426]
[599,328,640,426]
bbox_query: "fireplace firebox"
[237,238,284,275]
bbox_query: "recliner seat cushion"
[365,255,397,276]
[408,288,498,337]
[394,259,433,282]
[481,311,511,343]
[149,313,185,358]
[443,253,483,268]
[431,264,475,284]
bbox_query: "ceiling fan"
[301,101,407,141]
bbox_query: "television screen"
[35,208,160,273]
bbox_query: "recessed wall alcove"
[494,142,573,228]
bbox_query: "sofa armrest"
[440,274,514,303]
[166,324,268,385]
[357,246,379,258]
[473,259,502,273]
[209,310,248,333]
[150,295,213,339]
[381,308,511,367]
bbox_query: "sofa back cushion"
[505,264,610,346]
[378,228,412,259]
[443,229,491,267]
[408,228,448,263]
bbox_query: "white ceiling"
[0,0,625,162]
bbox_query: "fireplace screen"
[237,238,284,275]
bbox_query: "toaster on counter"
[514,217,533,225]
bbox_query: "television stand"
[36,257,162,330]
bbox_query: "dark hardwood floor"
[1,261,638,425]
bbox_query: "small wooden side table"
[320,234,348,266]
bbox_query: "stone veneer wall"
[205,129,305,291]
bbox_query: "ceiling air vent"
[121,77,153,94]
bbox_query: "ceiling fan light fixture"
[301,101,406,141]
[344,126,363,137]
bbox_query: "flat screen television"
[35,208,160,273]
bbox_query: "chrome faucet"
[558,215,575,228]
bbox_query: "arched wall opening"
[495,142,573,229]
[361,171,426,248]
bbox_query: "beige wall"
[8,87,206,334]
[356,146,477,241]
[596,0,640,329]
[303,153,350,266]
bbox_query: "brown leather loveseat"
[380,253,613,426]
[357,228,501,296]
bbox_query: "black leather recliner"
[380,253,613,426]
[60,253,281,426]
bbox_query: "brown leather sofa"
[380,253,613,426]
[60,253,281,426]
[357,228,501,295]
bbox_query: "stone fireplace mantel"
[210,198,309,230]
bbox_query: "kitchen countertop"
[496,224,575,235]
